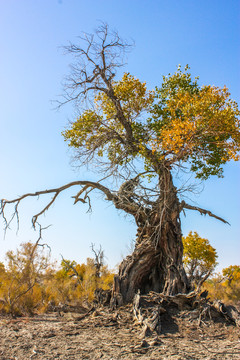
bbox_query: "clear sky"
[0,0,239,271]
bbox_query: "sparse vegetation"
[0,237,239,318]
[0,242,114,316]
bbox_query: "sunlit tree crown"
[63,66,240,180]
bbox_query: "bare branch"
[1,180,115,231]
[1,177,151,233]
[32,222,52,255]
[180,200,230,225]
[195,269,213,293]
[57,23,139,157]
[58,23,133,107]
[90,243,104,279]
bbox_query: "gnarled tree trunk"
[112,169,190,304]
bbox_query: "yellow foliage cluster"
[63,110,102,150]
[155,86,240,163]
[203,265,240,306]
[95,72,154,119]
[182,231,218,287]
[0,242,114,316]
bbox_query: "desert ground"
[0,303,239,360]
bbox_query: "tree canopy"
[63,64,240,180]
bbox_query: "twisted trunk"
[112,169,189,304]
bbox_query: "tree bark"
[112,169,190,304]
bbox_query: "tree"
[90,244,105,287]
[182,231,218,288]
[1,24,240,304]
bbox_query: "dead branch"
[0,180,115,231]
[58,23,139,157]
[90,244,105,288]
[1,178,151,234]
[195,269,212,293]
[180,200,230,224]
[31,223,52,254]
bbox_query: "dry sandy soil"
[0,305,239,360]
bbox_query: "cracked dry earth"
[0,306,239,360]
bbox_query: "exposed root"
[131,290,240,338]
[133,291,162,338]
[212,300,240,326]
[92,287,240,342]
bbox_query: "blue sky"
[0,0,239,271]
